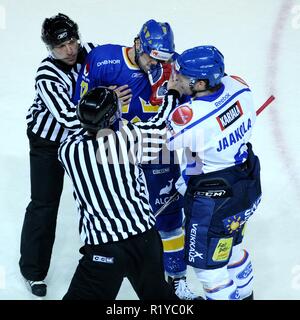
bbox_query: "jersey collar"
[122,47,140,70]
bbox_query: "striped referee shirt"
[58,91,178,245]
[26,43,96,143]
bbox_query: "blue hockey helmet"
[175,46,225,88]
[138,19,175,61]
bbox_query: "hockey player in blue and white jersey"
[73,20,200,300]
[165,46,262,300]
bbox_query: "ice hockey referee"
[58,86,179,300]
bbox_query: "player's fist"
[148,63,172,106]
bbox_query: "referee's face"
[51,38,80,66]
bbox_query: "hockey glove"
[148,62,172,106]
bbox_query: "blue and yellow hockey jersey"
[73,44,160,122]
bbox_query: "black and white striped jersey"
[26,43,96,143]
[58,92,178,245]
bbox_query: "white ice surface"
[0,0,299,300]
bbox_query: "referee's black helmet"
[41,13,80,48]
[77,87,119,132]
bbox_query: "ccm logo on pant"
[93,255,114,264]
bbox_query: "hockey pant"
[184,143,261,299]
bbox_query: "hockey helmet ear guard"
[77,87,119,132]
[175,46,225,88]
[41,13,80,48]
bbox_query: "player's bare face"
[138,53,159,73]
[175,73,193,96]
[51,39,79,66]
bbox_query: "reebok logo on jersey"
[93,255,114,264]
[131,72,143,78]
[172,105,193,126]
[214,93,231,107]
[216,101,243,131]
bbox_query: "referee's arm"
[36,79,81,130]
[136,89,180,163]
[136,89,180,129]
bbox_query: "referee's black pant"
[63,228,178,300]
[19,129,64,281]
